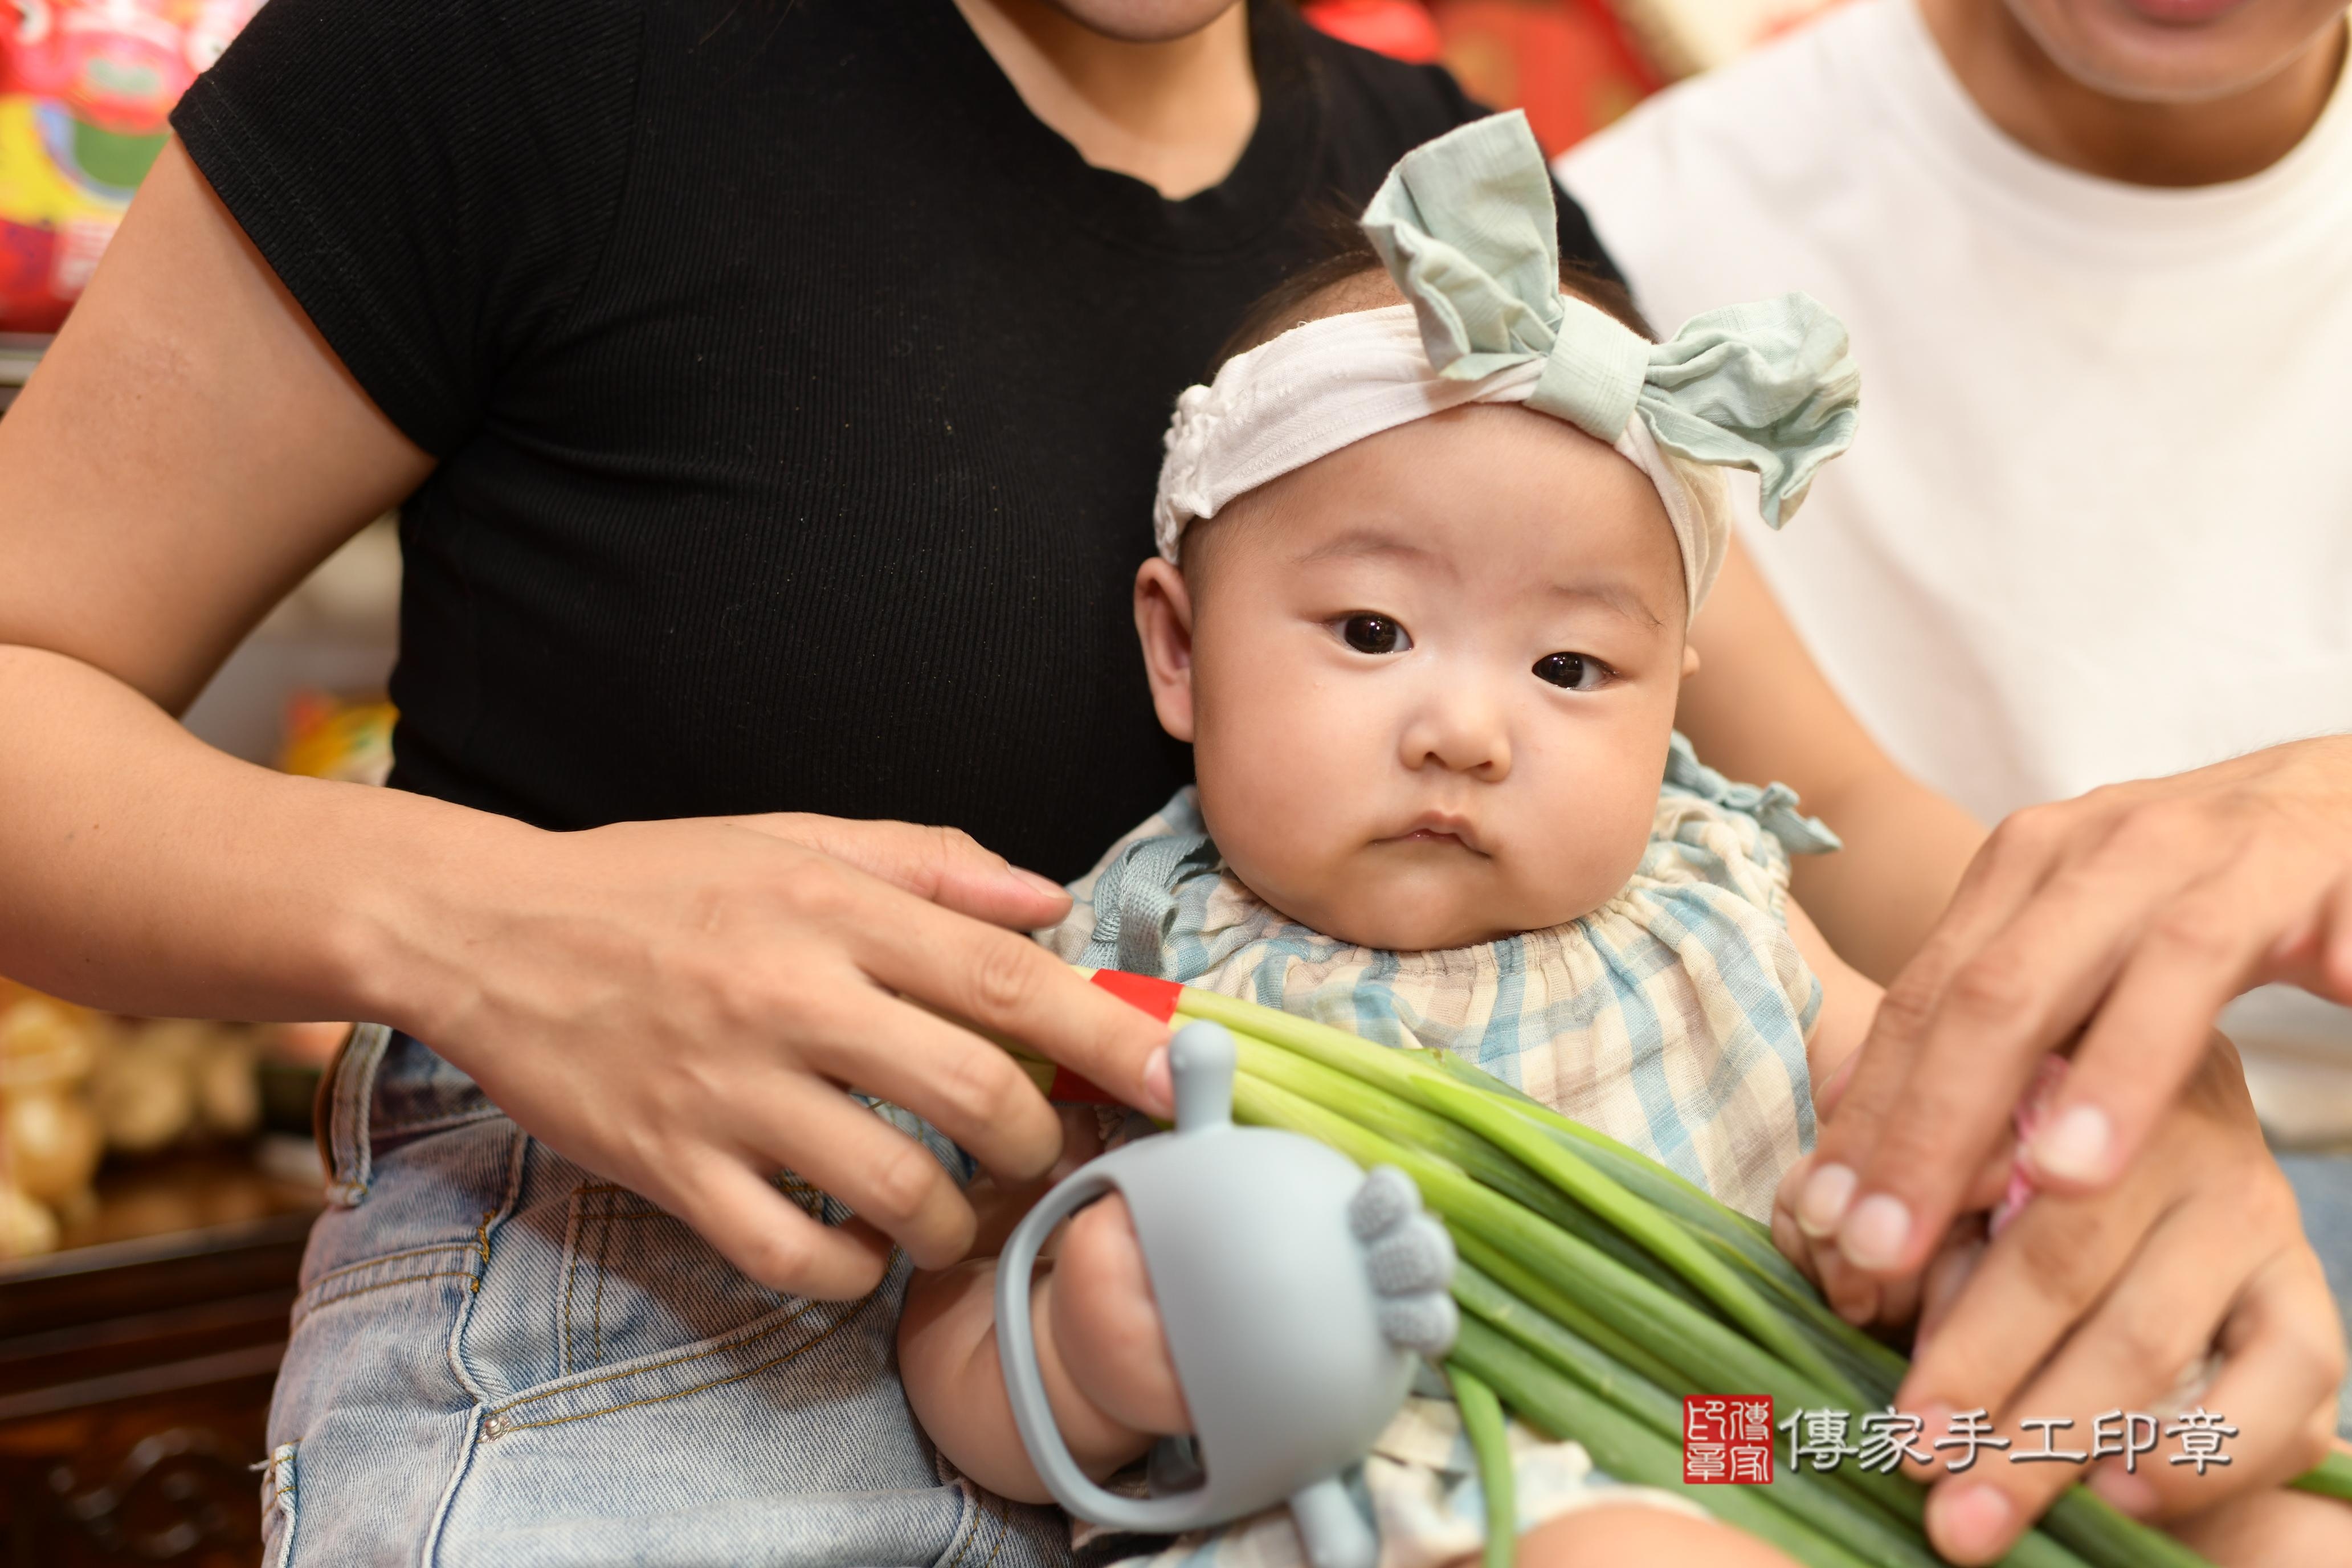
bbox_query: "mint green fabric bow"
[1361,111,1859,528]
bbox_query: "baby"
[898,112,1872,1568]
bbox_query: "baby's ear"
[1133,557,1198,742]
[1681,642,1702,680]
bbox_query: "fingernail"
[1839,1193,1912,1271]
[2091,1467,2158,1517]
[1014,867,1068,899]
[1930,1484,2014,1561]
[1797,1163,1857,1238]
[1143,1047,1173,1116]
[2029,1104,2112,1182]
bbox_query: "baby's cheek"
[1507,735,1666,922]
[1192,684,1369,903]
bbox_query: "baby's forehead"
[1197,406,1685,617]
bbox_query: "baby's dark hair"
[1215,218,1655,371]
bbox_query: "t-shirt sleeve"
[170,0,643,456]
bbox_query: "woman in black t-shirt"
[0,2,2338,1562]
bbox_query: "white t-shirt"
[1558,0,2352,827]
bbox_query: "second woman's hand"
[1773,1040,2344,1564]
[1792,735,2352,1279]
[386,811,1174,1302]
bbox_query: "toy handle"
[995,1166,1219,1534]
[1290,1475,1378,1568]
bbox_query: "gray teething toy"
[995,1020,1457,1568]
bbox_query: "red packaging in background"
[1305,0,1852,157]
[0,1,258,333]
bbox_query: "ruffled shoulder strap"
[1660,732,1841,857]
[1061,789,1224,975]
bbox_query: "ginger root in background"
[0,980,268,1258]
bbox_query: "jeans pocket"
[556,1182,803,1376]
[485,1283,883,1440]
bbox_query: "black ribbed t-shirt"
[173,0,1620,880]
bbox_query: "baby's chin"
[1240,860,1596,954]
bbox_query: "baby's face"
[1137,404,1690,952]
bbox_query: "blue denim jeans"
[2278,1152,2352,1438]
[263,1025,1075,1567]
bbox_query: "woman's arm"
[0,142,1169,1300]
[0,141,438,1018]
[1680,537,1986,982]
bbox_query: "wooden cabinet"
[0,1153,317,1566]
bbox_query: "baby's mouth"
[1382,815,1487,855]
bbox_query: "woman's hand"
[393,810,1172,1302]
[1773,1040,2345,1565]
[1791,736,2352,1280]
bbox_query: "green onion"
[1077,975,2250,1568]
[1448,1365,1516,1568]
[2290,1448,2352,1504]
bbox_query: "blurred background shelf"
[0,1149,320,1568]
[0,333,44,415]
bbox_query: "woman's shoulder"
[173,0,649,456]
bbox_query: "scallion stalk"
[1449,1365,1516,1568]
[1069,977,2252,1568]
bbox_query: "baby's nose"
[1401,692,1512,778]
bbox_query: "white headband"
[1153,303,1726,611]
[1150,111,1860,615]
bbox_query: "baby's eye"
[1340,614,1411,655]
[1533,652,1611,691]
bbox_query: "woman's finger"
[842,875,1173,1120]
[1914,1200,2253,1563]
[730,813,1073,930]
[658,1146,897,1301]
[2035,855,2325,1190]
[720,1069,985,1270]
[1774,1157,1892,1324]
[1895,1163,2172,1437]
[1910,1220,1987,1352]
[1770,1155,1816,1277]
[793,979,1071,1181]
[1838,826,2206,1275]
[2088,1245,2343,1523]
[2267,867,2352,1001]
[1797,806,2077,1245]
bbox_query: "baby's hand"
[1050,1194,1191,1436]
[1050,1165,1457,1440]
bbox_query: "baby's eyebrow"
[1550,578,1665,628]
[1292,529,1438,566]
